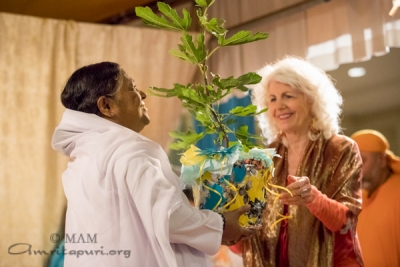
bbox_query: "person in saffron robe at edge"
[351,130,400,267]
[51,62,256,267]
[231,57,364,267]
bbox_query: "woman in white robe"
[52,62,254,267]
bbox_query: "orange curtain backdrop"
[0,12,196,267]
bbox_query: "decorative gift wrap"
[180,144,280,227]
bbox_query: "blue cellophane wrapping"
[180,144,278,227]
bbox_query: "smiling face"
[110,70,150,133]
[267,81,312,136]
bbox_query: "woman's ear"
[97,96,116,118]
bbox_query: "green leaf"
[169,49,197,64]
[150,83,189,98]
[170,43,199,63]
[195,0,215,7]
[169,142,189,151]
[225,118,238,125]
[237,72,262,85]
[135,3,191,31]
[206,18,227,36]
[149,87,176,98]
[135,7,178,31]
[255,107,268,115]
[180,88,206,107]
[234,125,263,140]
[212,76,237,90]
[218,132,224,144]
[194,83,215,104]
[229,105,258,116]
[179,32,206,63]
[205,85,214,91]
[233,125,260,151]
[158,2,191,30]
[169,129,206,150]
[197,9,227,37]
[195,111,213,127]
[211,72,261,93]
[196,34,207,62]
[218,31,268,46]
[228,141,239,148]
[236,85,249,92]
[137,0,270,148]
[234,125,247,138]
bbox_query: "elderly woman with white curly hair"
[234,57,364,267]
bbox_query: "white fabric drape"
[0,12,196,267]
[51,109,222,267]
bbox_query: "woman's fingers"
[286,176,309,188]
[280,176,312,204]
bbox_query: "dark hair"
[61,62,121,115]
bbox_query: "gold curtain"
[0,12,196,267]
[208,0,400,82]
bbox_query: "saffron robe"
[52,109,222,267]
[242,134,363,267]
[357,174,400,267]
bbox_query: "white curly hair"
[251,56,343,146]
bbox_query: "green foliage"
[169,32,207,64]
[195,0,215,7]
[135,0,269,150]
[197,9,226,37]
[233,125,263,152]
[230,106,268,116]
[212,72,261,91]
[135,2,191,31]
[218,31,269,46]
[169,129,206,150]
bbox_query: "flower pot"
[180,144,278,227]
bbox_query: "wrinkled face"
[360,150,384,195]
[112,70,150,133]
[267,81,312,136]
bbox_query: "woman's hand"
[280,175,315,205]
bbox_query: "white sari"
[52,109,222,267]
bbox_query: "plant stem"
[201,64,209,89]
[200,4,229,148]
[209,104,229,147]
[208,46,220,59]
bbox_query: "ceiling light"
[348,67,366,77]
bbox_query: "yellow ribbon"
[202,181,224,211]
[269,211,292,230]
[198,153,228,211]
[259,165,294,229]
[180,145,207,166]
[185,146,292,229]
[267,182,293,196]
[221,177,238,210]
